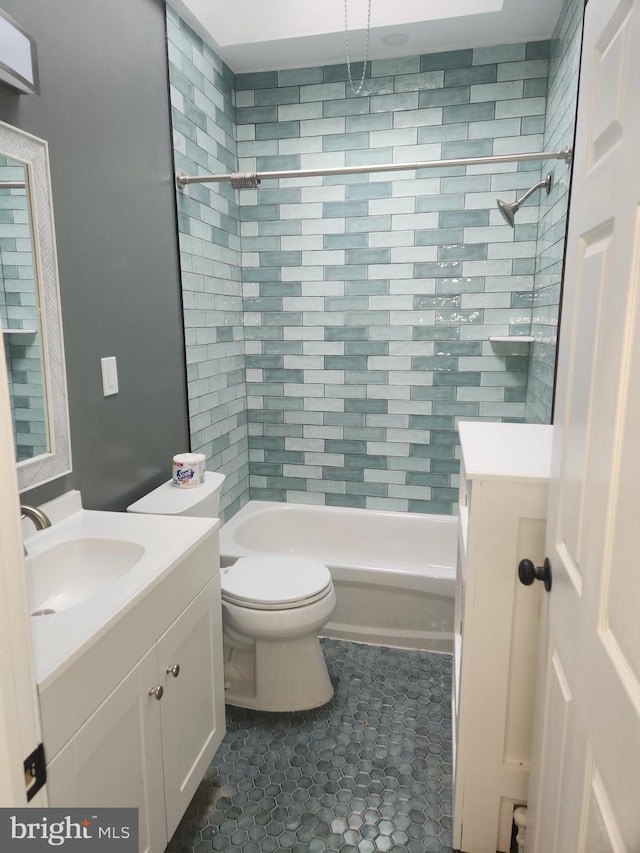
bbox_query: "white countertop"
[25,491,219,687]
[458,421,553,482]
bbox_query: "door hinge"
[24,742,46,802]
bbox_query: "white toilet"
[127,473,337,712]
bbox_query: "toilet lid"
[221,556,333,609]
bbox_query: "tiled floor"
[167,639,453,853]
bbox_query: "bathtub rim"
[219,499,457,597]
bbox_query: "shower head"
[497,197,518,228]
[497,173,552,228]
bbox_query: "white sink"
[27,538,145,614]
[24,490,219,687]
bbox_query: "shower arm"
[515,176,551,206]
[176,147,573,189]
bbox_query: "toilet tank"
[127,471,226,518]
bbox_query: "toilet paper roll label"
[172,453,206,488]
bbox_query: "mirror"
[0,121,70,490]
[1,155,47,462]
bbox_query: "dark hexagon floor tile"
[167,640,453,853]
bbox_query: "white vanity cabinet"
[46,647,166,853]
[453,422,552,853]
[40,533,225,853]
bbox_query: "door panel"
[0,322,43,805]
[556,225,611,575]
[528,1,640,851]
[532,648,574,853]
[582,768,627,853]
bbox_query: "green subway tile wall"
[167,8,249,520]
[168,0,582,517]
[526,0,583,423]
[236,43,550,514]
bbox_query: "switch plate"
[101,356,119,396]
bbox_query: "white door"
[527,0,640,849]
[0,329,44,806]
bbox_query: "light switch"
[101,356,119,396]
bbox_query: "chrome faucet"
[20,505,52,556]
[20,505,52,531]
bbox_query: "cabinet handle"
[166,664,180,678]
[149,685,164,700]
[518,557,552,592]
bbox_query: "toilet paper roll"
[172,453,206,488]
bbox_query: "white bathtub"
[219,500,457,653]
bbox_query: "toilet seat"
[221,555,333,611]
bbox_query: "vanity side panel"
[503,516,546,766]
[453,478,548,853]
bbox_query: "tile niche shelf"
[2,328,38,335]
[488,335,535,343]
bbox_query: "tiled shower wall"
[236,46,549,514]
[0,160,46,462]
[167,8,249,520]
[526,0,583,423]
[167,4,586,515]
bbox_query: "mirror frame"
[0,120,71,490]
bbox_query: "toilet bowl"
[220,555,337,711]
[127,475,337,712]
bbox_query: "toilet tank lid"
[126,471,225,515]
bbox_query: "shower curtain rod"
[176,146,573,190]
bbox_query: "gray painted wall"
[0,0,190,510]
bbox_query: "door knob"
[518,557,552,592]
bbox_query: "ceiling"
[171,0,565,74]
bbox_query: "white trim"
[0,120,71,491]
[0,321,44,805]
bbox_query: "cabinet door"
[157,576,226,838]
[46,646,166,853]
